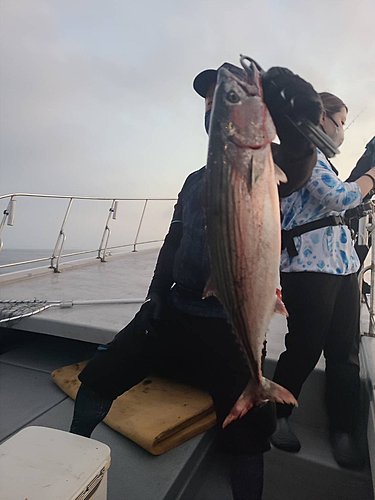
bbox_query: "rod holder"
[112,201,118,220]
[7,200,16,226]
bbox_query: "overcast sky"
[0,0,374,250]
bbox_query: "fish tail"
[222,379,298,429]
[262,378,298,406]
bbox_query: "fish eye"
[226,91,240,104]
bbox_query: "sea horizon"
[0,248,87,274]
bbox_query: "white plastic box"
[0,426,111,500]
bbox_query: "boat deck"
[0,248,374,499]
[0,248,160,343]
[0,247,313,359]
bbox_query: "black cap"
[193,69,218,98]
[193,63,245,98]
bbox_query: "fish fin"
[274,292,289,317]
[274,163,288,185]
[262,378,298,406]
[222,376,298,428]
[203,277,217,299]
[222,380,255,428]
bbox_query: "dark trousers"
[79,298,276,455]
[273,272,360,432]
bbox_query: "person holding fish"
[70,60,323,500]
[271,94,375,469]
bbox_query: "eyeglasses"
[327,115,340,128]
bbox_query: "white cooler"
[0,426,111,500]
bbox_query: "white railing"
[1,192,374,336]
[0,193,176,273]
[357,199,375,337]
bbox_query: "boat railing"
[0,193,176,273]
[1,193,375,336]
[357,197,375,338]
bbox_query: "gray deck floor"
[1,249,373,499]
[0,330,217,500]
[0,248,160,343]
[1,330,372,500]
[0,247,325,368]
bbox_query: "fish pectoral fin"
[274,163,288,185]
[202,277,217,299]
[263,378,298,406]
[274,293,289,317]
[222,381,255,428]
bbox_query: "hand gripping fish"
[203,59,298,428]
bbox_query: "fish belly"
[225,147,280,376]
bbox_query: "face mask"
[332,125,344,148]
[324,115,345,148]
[204,109,211,135]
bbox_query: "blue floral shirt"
[280,149,363,275]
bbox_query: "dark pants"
[79,298,276,456]
[273,272,360,432]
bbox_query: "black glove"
[262,67,323,149]
[137,292,163,337]
[346,137,375,182]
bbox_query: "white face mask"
[326,115,345,148]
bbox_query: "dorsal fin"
[274,163,288,185]
[203,277,217,299]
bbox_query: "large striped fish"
[203,60,297,428]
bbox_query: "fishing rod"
[344,108,366,132]
[239,54,340,158]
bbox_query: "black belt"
[282,215,347,258]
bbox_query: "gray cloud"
[0,0,374,251]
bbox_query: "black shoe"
[270,418,301,452]
[330,431,365,470]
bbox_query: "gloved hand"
[137,292,163,336]
[262,67,323,148]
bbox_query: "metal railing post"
[369,213,375,336]
[98,200,116,262]
[0,193,176,272]
[358,199,375,337]
[358,216,368,246]
[50,198,73,273]
[133,199,148,252]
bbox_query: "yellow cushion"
[52,361,217,455]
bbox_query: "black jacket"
[148,143,317,317]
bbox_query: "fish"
[203,60,297,428]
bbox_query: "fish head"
[210,62,276,150]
